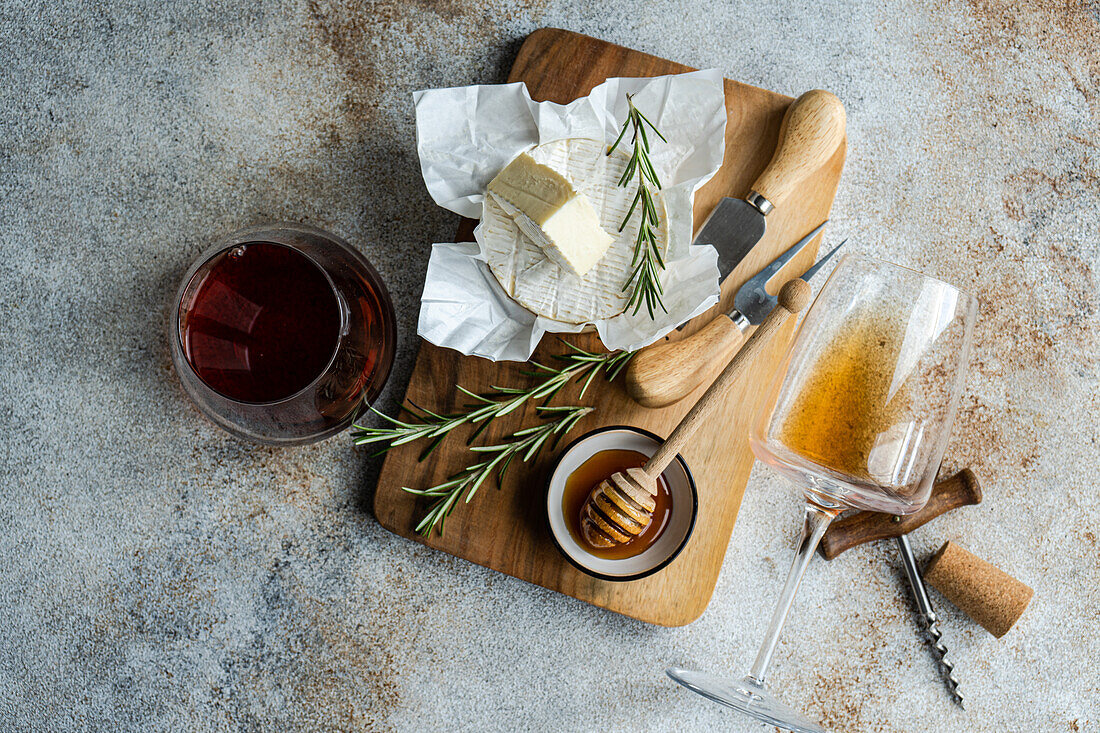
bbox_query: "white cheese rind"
[487,154,613,278]
[479,138,668,325]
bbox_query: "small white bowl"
[546,426,698,582]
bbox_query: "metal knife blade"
[692,197,769,282]
[692,89,845,290]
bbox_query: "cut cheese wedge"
[479,138,668,325]
[487,153,614,278]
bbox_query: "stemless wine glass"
[170,223,396,445]
[667,255,978,732]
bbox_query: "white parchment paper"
[413,70,727,361]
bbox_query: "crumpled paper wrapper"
[414,69,727,361]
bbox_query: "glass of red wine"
[170,223,396,445]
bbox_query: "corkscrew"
[820,469,981,707]
[896,533,964,707]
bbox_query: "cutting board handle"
[751,90,846,210]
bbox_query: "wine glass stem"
[748,501,837,684]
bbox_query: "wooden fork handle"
[818,469,982,560]
[624,314,747,409]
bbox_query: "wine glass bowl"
[668,255,977,732]
[752,255,978,515]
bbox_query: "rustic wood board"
[374,28,846,626]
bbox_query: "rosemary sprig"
[608,94,668,319]
[350,343,632,460]
[402,405,593,537]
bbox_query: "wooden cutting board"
[373,28,846,626]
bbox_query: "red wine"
[180,242,341,403]
[172,224,396,444]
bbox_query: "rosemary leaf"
[608,94,668,318]
[350,344,632,456]
[402,405,594,537]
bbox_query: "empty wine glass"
[667,254,978,732]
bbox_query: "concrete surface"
[1,1,1097,731]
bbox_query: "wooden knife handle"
[752,90,846,209]
[818,469,983,560]
[624,314,747,409]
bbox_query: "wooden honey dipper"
[581,279,812,548]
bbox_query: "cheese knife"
[621,90,845,408]
[700,89,846,283]
[624,225,843,408]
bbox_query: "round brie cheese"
[479,137,668,325]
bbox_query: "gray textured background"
[1,1,1098,731]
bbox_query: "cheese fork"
[625,227,844,409]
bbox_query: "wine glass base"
[666,668,825,733]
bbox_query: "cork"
[924,541,1033,638]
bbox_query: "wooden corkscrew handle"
[818,469,983,560]
[641,279,811,478]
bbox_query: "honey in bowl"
[562,448,672,560]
